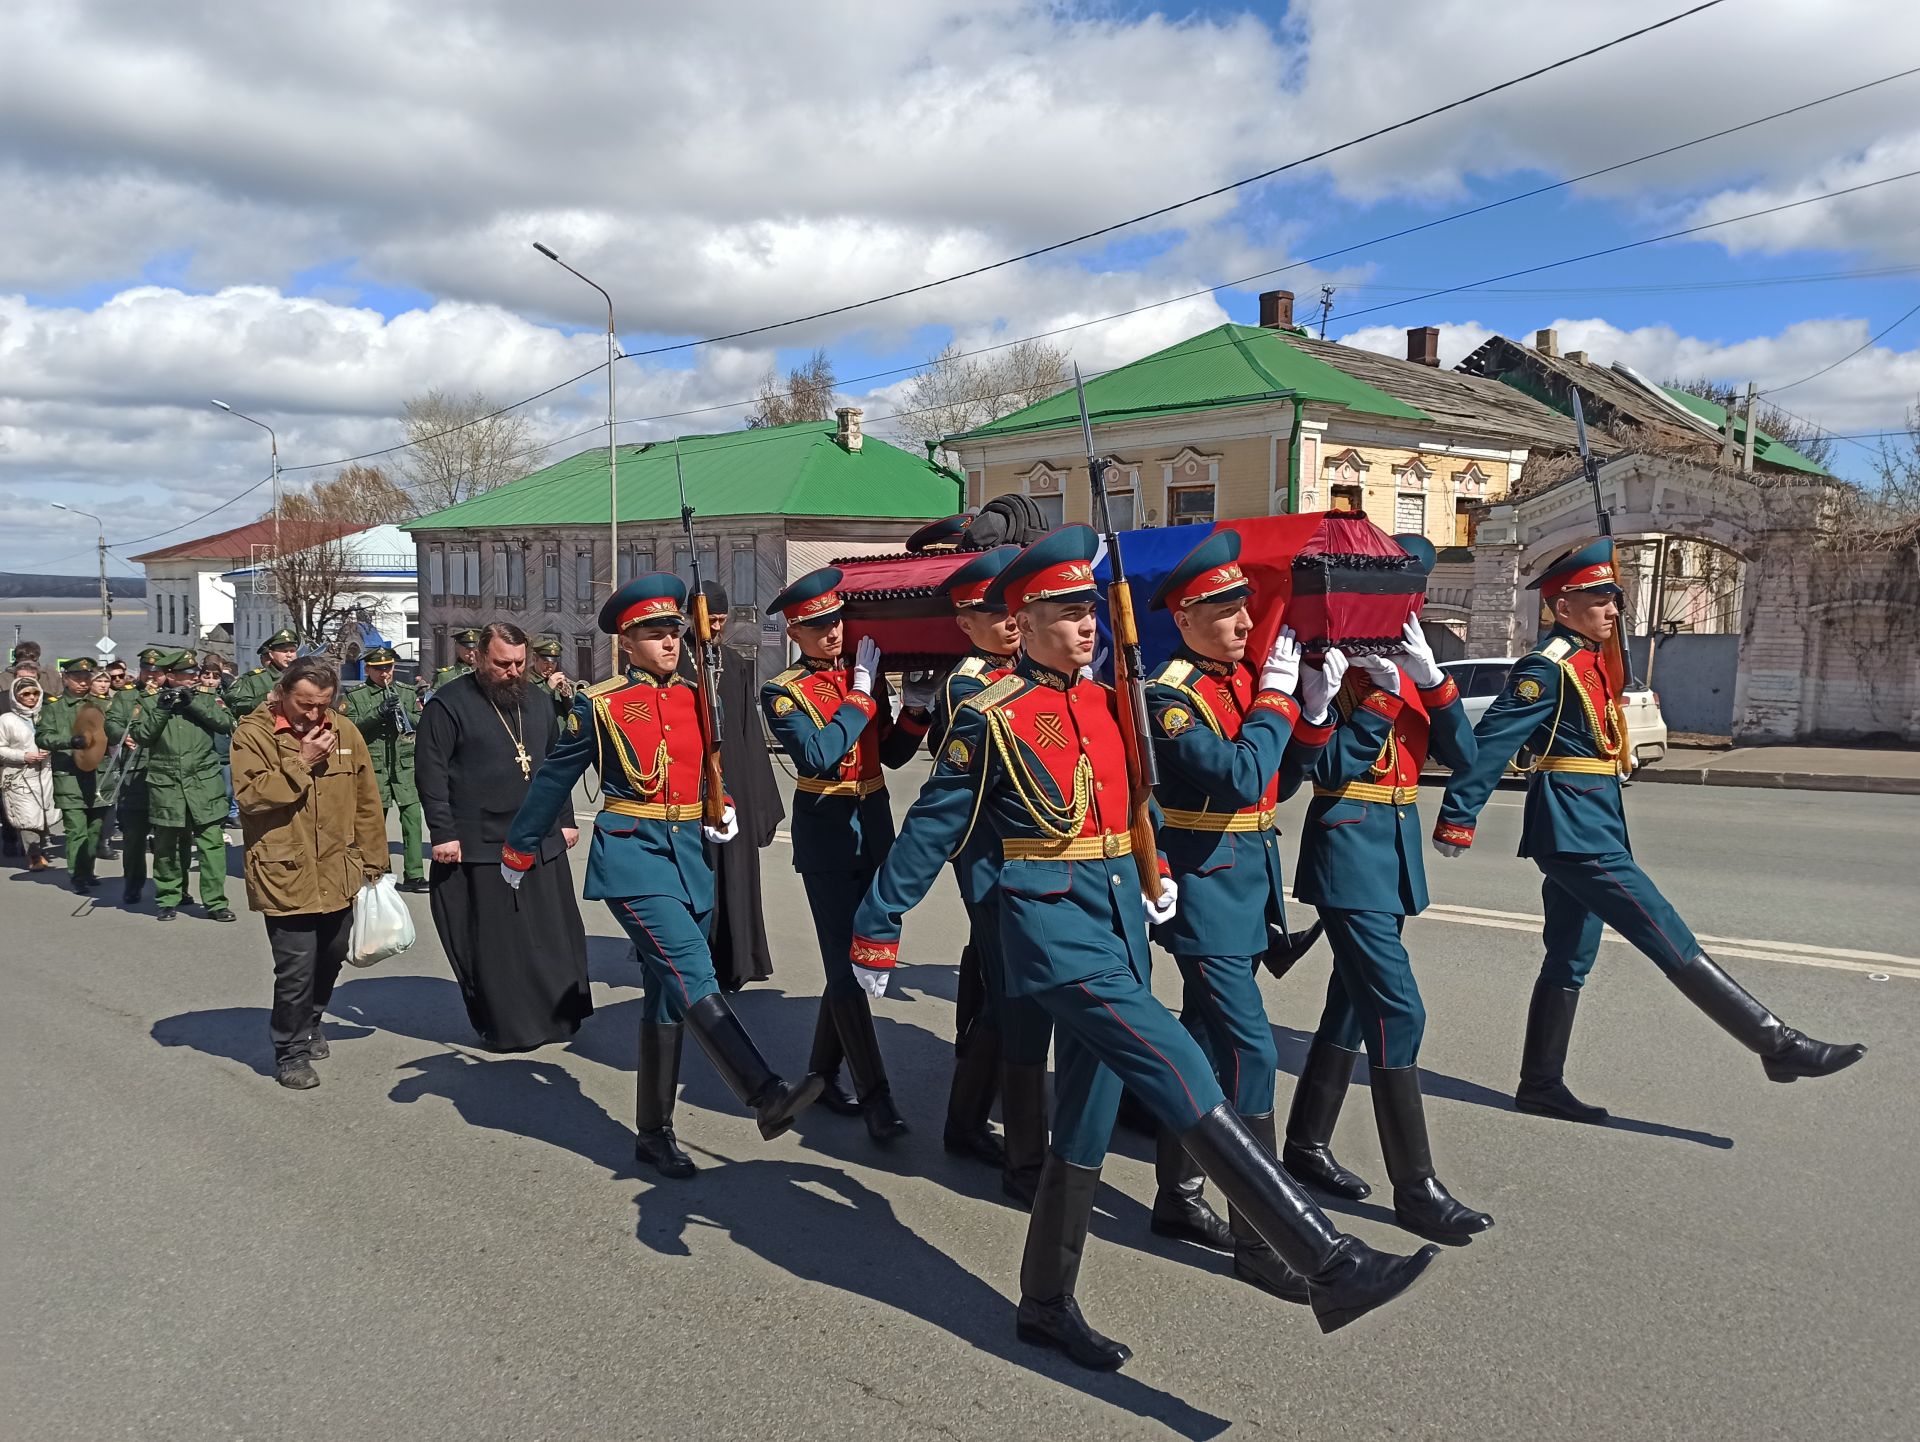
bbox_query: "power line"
[1756,299,1920,396]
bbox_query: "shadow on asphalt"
[150,1005,376,1077]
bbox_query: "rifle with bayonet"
[1074,365,1163,903]
[673,440,728,827]
[1570,390,1634,772]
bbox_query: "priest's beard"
[476,669,529,706]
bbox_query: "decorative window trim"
[1322,447,1370,478]
[1020,461,1066,497]
[1453,462,1491,496]
[1392,456,1436,488]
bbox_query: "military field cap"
[160,649,199,673]
[986,525,1101,612]
[453,627,483,646]
[138,647,165,666]
[363,645,399,666]
[769,566,845,626]
[259,628,299,654]
[59,656,97,675]
[1530,538,1622,601]
[599,573,688,635]
[1150,529,1252,612]
[531,636,564,658]
[945,545,1020,611]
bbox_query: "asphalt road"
[5,768,1916,1441]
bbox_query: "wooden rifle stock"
[1107,577,1163,903]
[688,590,727,827]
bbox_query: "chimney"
[1406,326,1440,367]
[834,406,864,453]
[1566,350,1588,366]
[1534,328,1559,358]
[1258,290,1295,330]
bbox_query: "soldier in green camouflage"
[340,644,425,891]
[35,657,125,892]
[529,635,575,727]
[227,629,300,717]
[133,650,237,922]
[430,627,481,696]
[113,648,165,903]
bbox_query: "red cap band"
[1541,562,1618,600]
[783,590,843,623]
[617,595,685,631]
[1007,559,1097,612]
[1173,562,1249,608]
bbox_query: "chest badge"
[1033,715,1069,750]
[1159,705,1194,738]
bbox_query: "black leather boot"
[805,1002,861,1116]
[1515,979,1610,1123]
[1180,1103,1439,1334]
[1668,952,1867,1082]
[828,992,908,1145]
[1282,1038,1373,1199]
[1015,1154,1131,1371]
[1370,1065,1492,1244]
[943,1021,1005,1166]
[1000,1062,1049,1208]
[1149,1125,1233,1252]
[634,1021,696,1179]
[1230,1114,1310,1303]
[683,993,823,1141]
[1115,1087,1155,1137]
[1261,917,1326,980]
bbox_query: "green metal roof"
[1655,386,1831,476]
[406,420,962,532]
[947,323,1428,442]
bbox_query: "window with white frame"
[1395,492,1427,534]
[1101,463,1140,530]
[428,546,447,601]
[1021,463,1067,529]
[1163,447,1219,526]
[1168,486,1215,525]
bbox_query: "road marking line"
[1419,903,1920,979]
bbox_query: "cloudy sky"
[4,0,1917,577]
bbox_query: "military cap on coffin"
[768,566,845,627]
[946,545,1021,611]
[985,525,1102,612]
[906,513,973,553]
[1149,528,1254,612]
[363,645,400,666]
[598,573,688,635]
[1529,537,1622,601]
[1393,533,1437,575]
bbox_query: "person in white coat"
[1,675,58,870]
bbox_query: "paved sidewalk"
[1638,744,1920,796]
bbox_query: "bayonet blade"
[1571,388,1592,466]
[1073,363,1097,459]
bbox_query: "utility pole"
[1318,285,1335,340]
[1740,381,1759,473]
[211,399,281,556]
[50,503,111,641]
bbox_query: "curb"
[1633,766,1920,796]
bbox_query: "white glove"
[1432,839,1465,859]
[1398,616,1444,689]
[855,966,890,999]
[901,673,938,711]
[499,863,524,891]
[1300,648,1347,724]
[851,635,881,695]
[702,804,739,845]
[1355,654,1401,695]
[1259,626,1302,695]
[1143,877,1179,926]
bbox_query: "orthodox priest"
[677,582,783,991]
[417,622,592,1050]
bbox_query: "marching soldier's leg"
[1518,874,1610,1122]
[943,917,1006,1167]
[626,909,694,1179]
[59,806,89,889]
[119,799,149,903]
[999,988,1053,1208]
[1283,940,1373,1199]
[805,1000,861,1116]
[613,895,822,1147]
[151,824,187,916]
[805,868,907,1145]
[192,816,232,918]
[1017,1026,1130,1372]
[1047,968,1440,1337]
[1542,854,1867,1084]
[398,798,426,885]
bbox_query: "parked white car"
[1439,657,1668,770]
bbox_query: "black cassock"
[416,674,592,1050]
[681,642,784,991]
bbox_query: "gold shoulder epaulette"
[585,675,627,698]
[960,675,1024,714]
[1152,658,1195,687]
[1540,636,1573,662]
[767,665,804,691]
[954,656,987,678]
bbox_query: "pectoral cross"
[513,743,532,779]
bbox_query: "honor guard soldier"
[341,645,428,892]
[36,657,123,891]
[929,545,1053,1203]
[504,575,820,1174]
[112,647,165,902]
[1143,529,1333,1292]
[530,635,576,726]
[1435,539,1864,1117]
[228,629,300,716]
[762,565,930,1145]
[1284,538,1492,1245]
[132,650,237,921]
[431,628,482,695]
[851,526,1437,1371]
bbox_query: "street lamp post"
[533,241,620,676]
[210,399,281,556]
[50,503,111,643]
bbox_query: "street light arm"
[531,242,614,328]
[210,399,278,450]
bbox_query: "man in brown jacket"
[231,655,390,1090]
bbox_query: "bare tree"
[258,519,359,652]
[745,349,836,428]
[279,463,416,528]
[1665,376,1838,470]
[397,389,544,509]
[894,338,1070,450]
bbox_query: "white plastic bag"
[349,874,416,967]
